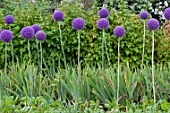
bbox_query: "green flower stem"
[36,41,40,72]
[5,43,7,74]
[11,40,14,74]
[74,30,81,110]
[102,29,105,70]
[105,34,111,67]
[28,39,31,63]
[78,30,81,97]
[152,30,156,111]
[38,41,43,96]
[117,37,120,106]
[9,25,14,74]
[40,41,43,75]
[59,22,67,71]
[142,20,146,66]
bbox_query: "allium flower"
[146,18,159,30]
[72,18,85,30]
[0,30,13,42]
[35,31,46,41]
[97,18,109,30]
[164,7,170,20]
[113,26,125,37]
[20,26,34,39]
[98,8,109,18]
[139,11,149,20]
[4,15,14,25]
[53,10,64,21]
[32,24,40,33]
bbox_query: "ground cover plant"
[0,0,170,112]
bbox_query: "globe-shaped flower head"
[139,11,149,20]
[20,26,34,39]
[113,26,125,37]
[98,8,109,18]
[164,7,170,20]
[72,18,85,30]
[146,18,159,30]
[32,24,41,33]
[35,31,46,41]
[0,30,13,42]
[4,15,14,25]
[53,10,64,21]
[97,18,109,30]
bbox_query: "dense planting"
[0,1,167,69]
[0,0,170,112]
[0,63,170,112]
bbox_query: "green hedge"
[0,1,167,69]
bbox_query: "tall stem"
[11,40,14,74]
[38,41,42,96]
[142,20,146,66]
[77,31,81,97]
[152,30,156,111]
[105,33,111,67]
[117,37,120,105]
[40,41,43,75]
[36,41,40,72]
[59,22,67,71]
[102,29,105,70]
[9,25,14,74]
[28,39,31,63]
[117,38,120,106]
[5,43,7,74]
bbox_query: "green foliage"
[0,1,167,69]
[0,96,105,112]
[0,61,170,112]
[1,62,170,106]
[2,96,170,112]
[157,21,170,63]
[0,0,170,112]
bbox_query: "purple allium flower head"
[0,30,13,42]
[53,10,64,21]
[20,26,34,39]
[35,31,46,41]
[139,11,149,20]
[4,15,14,25]
[146,18,159,30]
[98,8,109,18]
[72,18,85,30]
[97,18,109,30]
[164,7,170,20]
[32,24,41,33]
[113,26,125,37]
